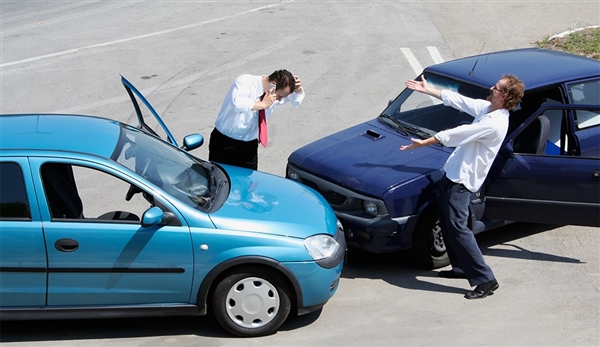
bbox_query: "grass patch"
[536,27,600,60]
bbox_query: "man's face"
[274,86,291,101]
[487,79,507,103]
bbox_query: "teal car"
[0,77,345,337]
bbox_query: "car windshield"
[380,73,490,135]
[111,125,218,211]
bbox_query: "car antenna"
[468,42,486,76]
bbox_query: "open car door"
[121,76,179,147]
[484,104,600,227]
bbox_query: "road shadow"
[0,223,578,342]
[341,222,583,295]
[0,309,320,343]
[0,315,228,343]
[0,301,322,343]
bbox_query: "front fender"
[194,256,303,316]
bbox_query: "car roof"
[425,48,600,91]
[0,114,121,158]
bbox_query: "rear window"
[0,162,30,219]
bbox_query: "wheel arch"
[195,256,302,316]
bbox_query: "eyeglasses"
[491,85,506,94]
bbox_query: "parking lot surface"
[1,1,598,346]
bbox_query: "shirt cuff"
[434,132,448,145]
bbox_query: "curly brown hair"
[268,69,296,93]
[501,74,525,111]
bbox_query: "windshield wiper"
[379,114,409,136]
[380,114,432,138]
[404,125,434,140]
[379,114,439,142]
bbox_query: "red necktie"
[258,93,268,147]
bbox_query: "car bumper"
[286,165,417,254]
[337,212,417,253]
[282,259,343,314]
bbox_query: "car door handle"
[594,170,600,181]
[55,238,79,252]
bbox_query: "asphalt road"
[1,1,599,346]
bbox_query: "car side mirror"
[182,133,204,151]
[141,206,179,228]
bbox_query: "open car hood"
[288,120,451,198]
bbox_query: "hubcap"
[225,277,280,328]
[431,222,446,254]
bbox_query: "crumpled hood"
[288,120,451,197]
[209,166,338,238]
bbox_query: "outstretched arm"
[405,75,442,100]
[399,136,440,151]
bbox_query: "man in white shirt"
[209,69,304,170]
[400,74,524,299]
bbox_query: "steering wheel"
[125,157,151,201]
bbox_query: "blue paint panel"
[45,221,194,306]
[0,115,119,159]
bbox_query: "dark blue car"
[286,48,600,269]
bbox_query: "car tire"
[410,207,450,269]
[212,266,291,337]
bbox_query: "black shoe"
[464,279,499,300]
[438,270,467,279]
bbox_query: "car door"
[484,102,600,227]
[0,159,47,307]
[31,158,195,306]
[121,75,180,147]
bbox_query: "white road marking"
[400,48,423,77]
[427,46,444,64]
[0,2,288,68]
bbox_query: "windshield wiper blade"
[379,114,408,136]
[379,114,437,140]
[404,125,433,139]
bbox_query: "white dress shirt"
[214,74,305,142]
[434,89,509,192]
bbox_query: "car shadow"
[341,222,583,295]
[0,315,228,343]
[0,223,576,342]
[0,301,322,342]
[0,302,322,345]
[0,308,320,342]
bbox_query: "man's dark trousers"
[439,175,495,286]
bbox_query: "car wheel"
[212,267,291,337]
[410,208,450,269]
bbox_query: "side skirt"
[0,304,202,321]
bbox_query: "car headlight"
[363,200,378,216]
[286,166,300,182]
[304,234,340,260]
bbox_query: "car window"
[0,162,30,220]
[568,79,600,130]
[112,125,219,211]
[41,162,153,222]
[510,88,572,156]
[383,74,488,133]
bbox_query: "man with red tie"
[208,69,304,170]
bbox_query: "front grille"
[302,179,347,206]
